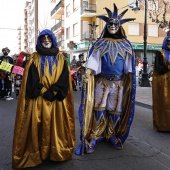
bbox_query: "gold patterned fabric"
[92,38,132,65]
[12,52,75,169]
[83,73,133,140]
[152,50,170,131]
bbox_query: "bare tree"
[148,0,170,33]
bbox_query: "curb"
[135,101,152,110]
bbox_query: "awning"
[132,44,162,50]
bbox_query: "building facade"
[50,0,170,64]
[19,0,170,64]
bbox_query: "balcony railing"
[81,1,96,15]
[51,20,64,32]
[51,1,64,17]
[81,31,96,41]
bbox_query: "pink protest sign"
[70,70,76,75]
[12,65,24,76]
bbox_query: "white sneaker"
[6,97,14,101]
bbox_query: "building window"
[66,27,70,39]
[73,23,78,36]
[66,4,71,17]
[128,23,139,35]
[148,24,158,37]
[73,0,78,11]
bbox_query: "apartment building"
[19,0,54,53]
[19,0,169,64]
[17,1,36,53]
[51,0,65,52]
[17,27,22,53]
[50,0,170,65]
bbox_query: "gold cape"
[12,52,75,169]
[152,50,170,131]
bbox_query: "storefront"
[66,41,91,61]
[67,42,162,65]
[132,44,162,66]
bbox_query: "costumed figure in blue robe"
[75,3,136,154]
[152,35,170,131]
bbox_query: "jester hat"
[97,3,135,26]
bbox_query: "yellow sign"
[0,61,13,72]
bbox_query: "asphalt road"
[0,91,170,170]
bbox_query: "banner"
[0,60,24,76]
[12,65,24,76]
[0,60,84,77]
[0,61,13,72]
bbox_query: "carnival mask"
[107,18,120,34]
[97,4,135,35]
[40,35,52,49]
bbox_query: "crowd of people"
[0,48,85,101]
[0,2,170,169]
[70,53,86,91]
[0,48,29,100]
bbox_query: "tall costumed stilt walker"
[75,3,136,155]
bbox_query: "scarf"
[36,45,59,76]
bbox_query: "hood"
[162,35,170,50]
[37,29,57,48]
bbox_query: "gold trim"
[108,111,122,115]
[92,38,132,66]
[93,107,106,111]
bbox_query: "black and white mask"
[40,35,52,49]
[107,18,120,34]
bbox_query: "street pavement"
[1,80,170,170]
[135,84,152,109]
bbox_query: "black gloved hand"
[42,89,55,102]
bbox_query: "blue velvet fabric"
[94,110,106,121]
[37,29,57,48]
[101,54,124,76]
[162,35,170,62]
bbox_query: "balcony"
[51,20,64,34]
[81,1,96,17]
[81,31,96,42]
[51,1,64,20]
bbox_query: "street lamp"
[133,0,150,87]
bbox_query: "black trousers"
[0,78,12,97]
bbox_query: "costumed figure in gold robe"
[12,29,75,169]
[152,35,170,131]
[75,3,136,155]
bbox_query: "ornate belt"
[97,73,122,81]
